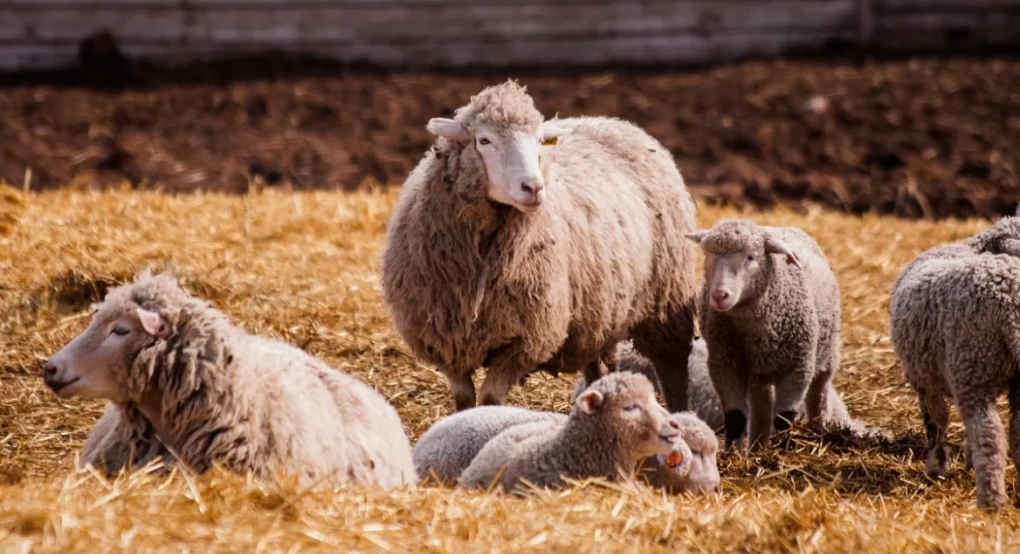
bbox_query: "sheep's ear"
[685,231,709,245]
[137,307,170,339]
[576,390,604,414]
[1014,203,1020,217]
[427,118,471,142]
[540,121,571,143]
[764,236,801,268]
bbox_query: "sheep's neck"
[556,416,636,480]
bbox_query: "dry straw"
[1,187,1017,553]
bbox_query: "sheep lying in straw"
[457,373,696,493]
[687,219,843,450]
[382,80,698,413]
[414,405,720,494]
[890,248,1020,509]
[44,270,415,488]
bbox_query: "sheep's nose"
[520,178,544,197]
[668,419,680,431]
[43,362,59,386]
[711,290,730,303]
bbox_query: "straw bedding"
[0,187,1017,553]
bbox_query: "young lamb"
[686,218,841,450]
[890,249,1020,508]
[381,80,699,413]
[457,372,683,493]
[43,270,415,488]
[414,405,720,494]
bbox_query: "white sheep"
[382,80,699,414]
[414,405,720,494]
[44,270,415,488]
[890,248,1020,509]
[457,372,682,493]
[686,218,841,450]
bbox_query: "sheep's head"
[686,218,800,312]
[43,270,183,403]
[643,412,721,494]
[574,372,679,460]
[967,211,1020,258]
[426,80,570,213]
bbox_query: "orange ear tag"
[665,451,684,468]
[541,137,559,146]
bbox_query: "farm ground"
[1,56,1019,219]
[1,187,1018,553]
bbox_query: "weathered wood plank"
[874,0,1020,11]
[0,9,186,41]
[875,10,1020,34]
[8,0,181,6]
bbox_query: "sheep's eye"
[623,403,640,412]
[110,326,130,337]
[477,138,491,146]
[746,254,756,262]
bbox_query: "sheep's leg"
[959,397,1008,509]
[479,365,524,407]
[1008,372,1020,502]
[632,305,695,413]
[446,371,476,412]
[916,385,950,479]
[708,357,748,450]
[803,369,835,430]
[747,381,775,451]
[774,370,812,432]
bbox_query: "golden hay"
[0,188,1017,553]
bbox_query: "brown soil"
[1,55,1017,219]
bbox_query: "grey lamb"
[687,218,842,450]
[891,248,1020,509]
[381,80,699,414]
[44,270,415,488]
[457,372,680,493]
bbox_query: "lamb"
[43,270,415,488]
[381,80,699,413]
[686,218,841,450]
[573,339,879,436]
[457,372,683,493]
[413,405,720,494]
[890,248,1020,509]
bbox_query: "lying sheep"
[687,219,841,450]
[382,80,698,413]
[44,270,415,488]
[573,339,882,437]
[457,372,682,493]
[890,249,1020,508]
[414,405,720,494]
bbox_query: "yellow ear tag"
[541,136,559,146]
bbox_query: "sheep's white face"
[576,377,680,459]
[43,303,169,402]
[702,248,760,312]
[655,417,721,494]
[427,117,569,213]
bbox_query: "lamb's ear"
[685,231,709,245]
[136,307,170,339]
[764,236,801,268]
[576,390,604,414]
[427,118,471,142]
[540,121,571,143]
[1014,203,1019,217]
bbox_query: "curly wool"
[382,81,698,412]
[695,219,842,448]
[80,272,415,488]
[890,251,1020,508]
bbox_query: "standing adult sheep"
[382,81,698,412]
[891,248,1020,509]
[44,270,416,488]
[687,218,841,450]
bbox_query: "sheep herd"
[40,80,1020,510]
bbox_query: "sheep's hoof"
[977,493,1007,511]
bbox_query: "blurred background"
[0,0,1017,219]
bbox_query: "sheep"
[413,405,720,494]
[890,249,1020,509]
[686,218,841,450]
[381,80,698,413]
[43,270,415,488]
[572,338,882,437]
[457,372,682,493]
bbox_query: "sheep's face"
[44,302,169,403]
[575,373,680,459]
[655,414,721,494]
[686,220,801,312]
[427,117,569,213]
